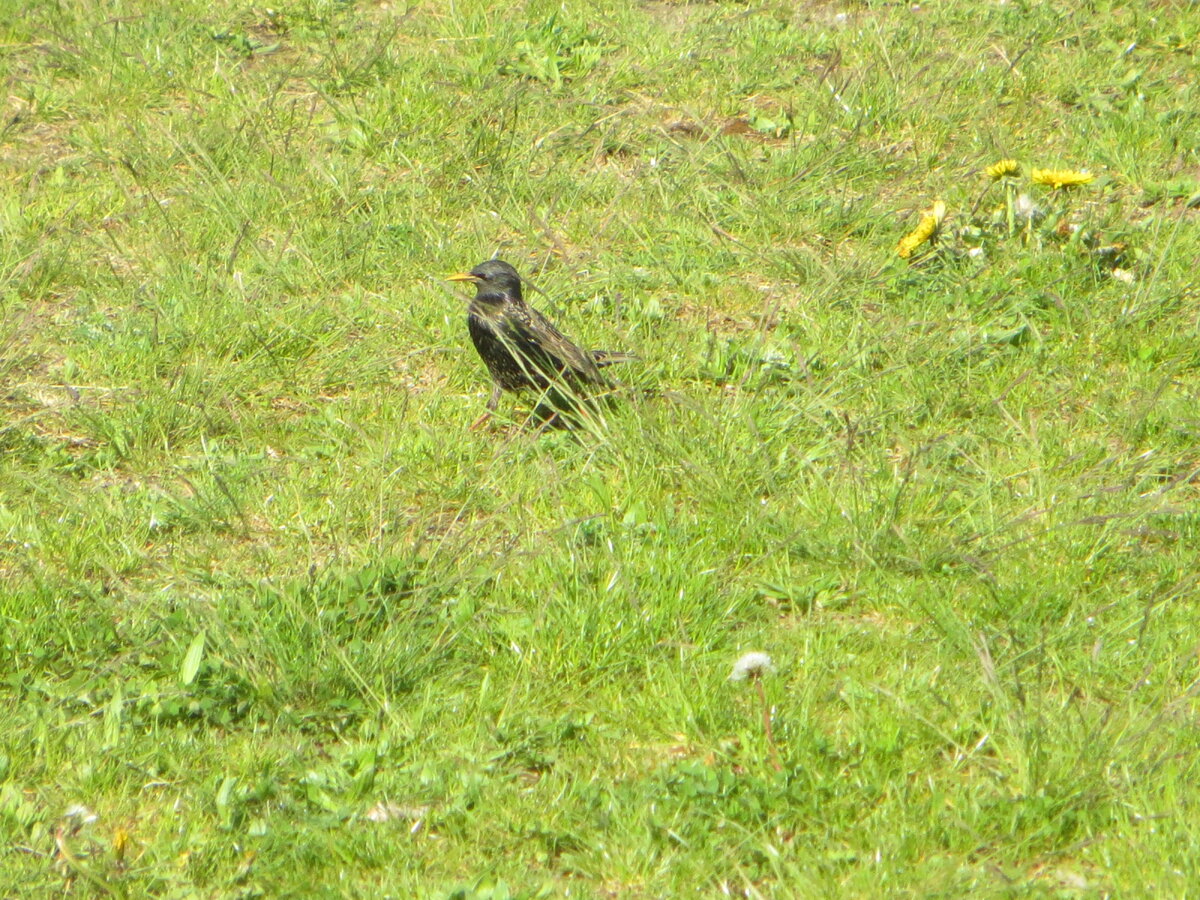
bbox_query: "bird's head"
[447,259,523,301]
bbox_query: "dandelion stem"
[54,827,121,898]
[755,677,784,772]
[967,184,992,221]
[1005,181,1015,238]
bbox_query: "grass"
[2,0,1199,895]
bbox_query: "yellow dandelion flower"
[113,827,130,862]
[1031,168,1095,189]
[985,159,1021,179]
[897,200,946,259]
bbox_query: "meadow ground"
[2,0,1199,896]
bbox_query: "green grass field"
[3,0,1199,895]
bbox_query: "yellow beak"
[446,272,479,283]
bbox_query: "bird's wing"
[517,306,605,384]
[590,350,638,367]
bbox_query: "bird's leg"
[469,384,503,431]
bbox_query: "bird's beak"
[446,272,479,284]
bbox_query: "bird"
[446,259,633,427]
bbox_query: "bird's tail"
[591,350,639,368]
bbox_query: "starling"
[447,259,632,425]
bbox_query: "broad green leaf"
[180,630,206,686]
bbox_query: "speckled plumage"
[450,260,631,418]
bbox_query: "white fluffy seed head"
[729,651,775,682]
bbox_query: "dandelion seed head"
[730,651,775,682]
[1013,193,1042,222]
[365,801,429,824]
[63,804,98,824]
